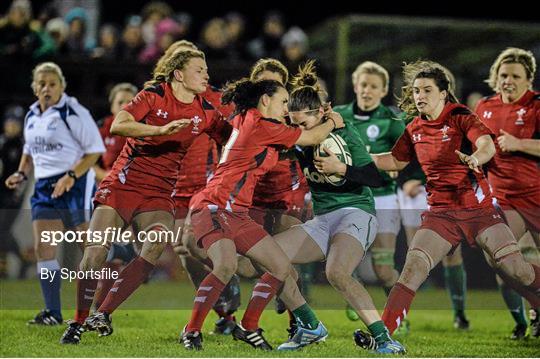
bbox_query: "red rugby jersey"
[392,103,494,210]
[190,108,302,212]
[174,86,234,199]
[475,90,540,197]
[103,82,231,195]
[99,115,127,171]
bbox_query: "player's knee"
[498,255,534,286]
[326,265,351,292]
[402,248,432,283]
[213,260,237,281]
[521,246,540,265]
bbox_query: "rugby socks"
[186,273,226,332]
[292,303,319,329]
[368,320,392,345]
[444,264,467,319]
[241,273,283,331]
[382,283,416,335]
[98,256,154,314]
[499,283,527,326]
[75,277,98,324]
[94,262,122,309]
[37,260,62,319]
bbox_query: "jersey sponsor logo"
[515,108,526,125]
[156,109,168,118]
[47,118,58,131]
[412,133,422,142]
[440,125,451,142]
[303,167,328,184]
[191,115,202,134]
[483,111,492,119]
[366,124,380,141]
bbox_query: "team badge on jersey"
[440,125,451,142]
[366,124,380,142]
[515,108,526,125]
[191,116,202,134]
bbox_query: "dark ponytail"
[222,78,284,115]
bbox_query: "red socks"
[186,273,226,332]
[382,283,416,334]
[98,257,154,314]
[74,278,98,324]
[241,273,283,331]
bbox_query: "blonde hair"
[144,49,205,88]
[108,82,138,104]
[249,58,289,85]
[399,60,459,117]
[152,40,198,82]
[486,47,536,92]
[352,61,389,92]
[31,62,66,92]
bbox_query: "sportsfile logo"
[40,227,183,246]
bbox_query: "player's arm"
[110,110,191,137]
[295,111,345,146]
[5,153,33,189]
[455,134,495,173]
[371,152,409,171]
[497,129,540,157]
[314,146,385,187]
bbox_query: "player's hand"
[403,179,423,197]
[324,106,345,129]
[455,150,481,173]
[51,175,76,199]
[5,172,26,189]
[497,129,520,152]
[158,119,192,136]
[314,147,346,175]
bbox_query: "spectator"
[45,18,69,56]
[225,12,248,60]
[280,26,309,74]
[139,17,182,64]
[118,15,145,62]
[199,18,231,61]
[92,23,120,60]
[0,0,52,60]
[173,12,192,40]
[64,7,90,58]
[140,1,173,46]
[247,11,286,59]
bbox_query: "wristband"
[67,170,78,180]
[15,171,27,181]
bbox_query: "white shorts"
[397,187,428,228]
[299,207,378,258]
[374,194,401,235]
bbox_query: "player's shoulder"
[143,83,166,98]
[450,105,474,116]
[333,102,354,115]
[476,94,499,108]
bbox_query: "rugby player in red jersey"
[180,78,343,350]
[353,62,540,347]
[60,49,232,344]
[92,83,138,309]
[476,48,540,338]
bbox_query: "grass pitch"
[1,280,538,357]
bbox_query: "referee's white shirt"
[23,93,105,179]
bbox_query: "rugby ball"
[314,132,352,186]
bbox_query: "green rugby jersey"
[334,102,405,196]
[294,123,375,216]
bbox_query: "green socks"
[293,303,319,330]
[499,284,528,326]
[444,264,466,317]
[368,320,392,344]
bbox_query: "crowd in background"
[0,0,311,69]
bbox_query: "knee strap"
[408,247,434,271]
[372,248,396,266]
[493,242,521,264]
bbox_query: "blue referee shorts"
[31,171,96,228]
